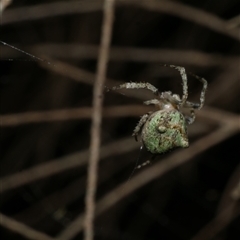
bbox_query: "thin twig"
[1,45,239,67]
[190,203,240,240]
[1,0,103,25]
[0,0,12,13]
[0,213,54,240]
[191,164,240,240]
[0,136,138,193]
[13,150,132,226]
[0,105,152,126]
[1,106,239,127]
[118,0,240,41]
[84,1,115,239]
[227,14,240,29]
[2,0,239,41]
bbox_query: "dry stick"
[2,45,239,67]
[32,46,238,67]
[0,105,152,126]
[0,0,12,13]
[84,1,115,240]
[1,106,239,128]
[0,137,138,193]
[0,213,55,240]
[118,0,240,41]
[190,203,240,240]
[56,123,237,240]
[217,164,240,211]
[228,14,240,29]
[13,150,133,226]
[0,107,239,193]
[191,164,240,240]
[1,0,239,41]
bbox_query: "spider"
[111,65,208,156]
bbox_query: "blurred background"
[0,0,240,240]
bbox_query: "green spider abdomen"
[141,109,189,154]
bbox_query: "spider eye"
[158,126,167,133]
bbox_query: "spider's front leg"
[163,64,188,106]
[133,112,152,141]
[112,82,159,96]
[182,74,208,124]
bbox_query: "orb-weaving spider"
[111,65,207,157]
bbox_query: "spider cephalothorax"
[112,65,207,155]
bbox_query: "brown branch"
[56,123,238,240]
[0,0,12,13]
[1,45,238,67]
[84,1,115,239]
[194,204,240,240]
[1,1,103,25]
[0,136,138,193]
[227,14,240,29]
[1,106,239,128]
[13,149,132,226]
[0,213,54,240]
[0,105,152,126]
[2,0,239,41]
[191,163,240,240]
[118,0,240,41]
[32,46,240,67]
[232,181,240,200]
[190,203,240,240]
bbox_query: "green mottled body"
[141,109,189,154]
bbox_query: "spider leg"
[135,160,151,169]
[162,64,188,106]
[181,101,199,124]
[135,155,156,170]
[183,101,200,109]
[184,108,196,124]
[143,99,160,105]
[188,73,208,110]
[132,112,152,141]
[182,74,207,124]
[112,82,159,96]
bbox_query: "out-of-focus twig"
[1,0,103,24]
[0,136,138,193]
[13,149,132,226]
[119,0,240,41]
[1,106,239,128]
[0,213,54,240]
[232,181,240,200]
[190,202,240,240]
[206,65,239,105]
[191,163,240,240]
[57,123,238,240]
[1,45,238,67]
[84,1,115,239]
[228,15,240,29]
[0,105,152,126]
[2,0,239,41]
[0,0,12,13]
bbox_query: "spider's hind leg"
[182,101,198,124]
[188,73,208,110]
[162,64,189,106]
[135,154,157,170]
[133,112,152,141]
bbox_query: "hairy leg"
[133,112,152,141]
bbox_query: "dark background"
[0,0,239,240]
